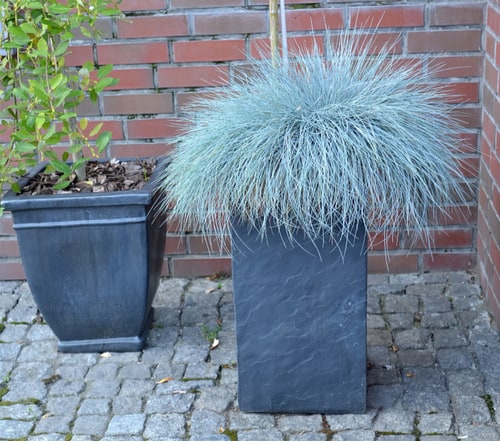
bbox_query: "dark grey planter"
[2,159,166,353]
[231,221,367,414]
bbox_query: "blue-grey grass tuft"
[156,33,470,255]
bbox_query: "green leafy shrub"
[158,35,469,252]
[0,0,121,209]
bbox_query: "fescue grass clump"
[157,35,468,252]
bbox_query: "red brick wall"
[478,0,500,328]
[0,0,484,279]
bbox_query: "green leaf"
[80,118,89,131]
[89,122,104,137]
[97,64,114,80]
[95,130,112,153]
[35,113,46,130]
[52,160,72,175]
[53,180,71,190]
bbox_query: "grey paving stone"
[383,295,419,313]
[367,295,382,314]
[332,430,376,440]
[112,395,144,414]
[72,413,109,435]
[17,341,58,362]
[386,313,414,330]
[105,413,146,436]
[0,419,34,440]
[28,433,68,441]
[423,296,452,313]
[56,352,99,367]
[403,387,451,413]
[402,368,446,390]
[474,345,500,372]
[0,403,42,420]
[367,385,404,409]
[26,324,56,341]
[448,282,481,298]
[436,348,475,370]
[2,380,47,402]
[419,436,457,441]
[85,362,120,380]
[368,329,392,346]
[406,283,445,296]
[144,413,186,440]
[227,410,276,430]
[119,379,155,397]
[421,312,457,328]
[376,435,416,441]
[367,367,400,386]
[367,346,393,367]
[276,414,323,433]
[84,379,121,398]
[394,329,431,349]
[48,379,85,396]
[237,429,283,441]
[457,424,500,440]
[326,411,376,431]
[0,342,22,361]
[369,284,406,296]
[33,414,73,434]
[417,412,454,434]
[452,395,492,426]
[189,409,226,439]
[145,392,195,414]
[468,327,499,347]
[194,386,236,412]
[432,328,468,348]
[458,311,492,328]
[78,398,111,415]
[288,431,327,440]
[0,323,28,342]
[10,362,52,383]
[118,362,152,379]
[373,409,414,433]
[447,370,485,396]
[184,360,220,380]
[397,349,434,367]
[44,396,80,415]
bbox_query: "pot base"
[57,308,154,353]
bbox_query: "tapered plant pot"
[2,160,166,353]
[231,221,367,414]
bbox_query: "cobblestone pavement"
[0,271,499,441]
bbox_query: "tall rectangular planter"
[231,222,367,414]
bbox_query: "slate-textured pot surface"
[2,159,166,353]
[231,221,367,413]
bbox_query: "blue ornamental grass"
[157,33,469,253]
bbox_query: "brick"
[193,12,267,35]
[429,55,483,78]
[452,106,482,129]
[368,253,419,274]
[177,91,219,111]
[349,5,424,28]
[329,32,403,55]
[83,120,124,140]
[106,68,154,91]
[442,81,480,104]
[165,235,187,255]
[117,15,189,38]
[187,235,231,254]
[429,3,484,26]
[286,8,344,32]
[407,29,482,53]
[171,256,232,277]
[423,252,476,271]
[157,66,229,88]
[0,262,25,280]
[65,45,94,67]
[368,231,400,251]
[0,239,19,257]
[487,3,500,34]
[173,39,246,63]
[97,42,169,65]
[250,35,324,59]
[457,155,480,179]
[172,0,244,7]
[109,142,173,158]
[119,0,165,11]
[103,93,174,115]
[428,205,477,226]
[127,118,182,139]
[408,228,474,250]
[0,217,14,235]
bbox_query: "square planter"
[231,221,367,413]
